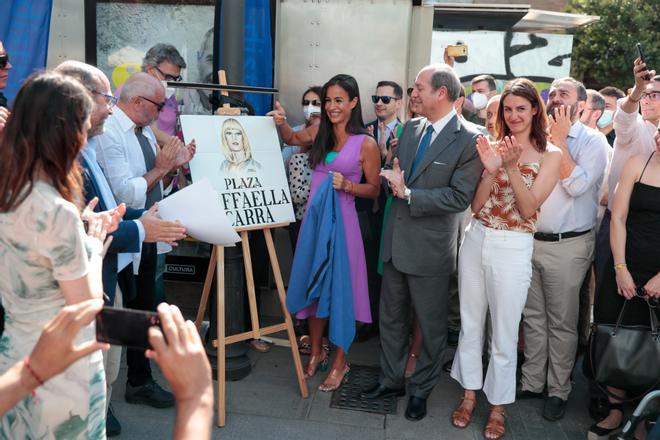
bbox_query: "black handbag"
[586,299,660,398]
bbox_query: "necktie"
[135,127,162,208]
[409,125,434,178]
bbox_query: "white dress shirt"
[421,108,458,149]
[536,121,609,233]
[81,137,144,271]
[608,97,657,209]
[95,106,160,209]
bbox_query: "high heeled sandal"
[318,364,350,392]
[451,394,476,429]
[404,353,418,379]
[484,406,506,440]
[298,335,311,355]
[303,352,329,379]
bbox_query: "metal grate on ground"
[330,364,398,415]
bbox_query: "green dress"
[0,181,106,439]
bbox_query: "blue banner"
[0,0,52,103]
[243,0,273,116]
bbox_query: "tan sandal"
[451,394,476,429]
[484,406,506,440]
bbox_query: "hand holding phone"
[95,307,161,350]
[446,44,468,58]
[636,43,651,81]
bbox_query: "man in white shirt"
[518,77,609,421]
[96,72,193,410]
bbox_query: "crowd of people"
[0,34,659,440]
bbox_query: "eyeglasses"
[154,65,182,82]
[139,96,166,112]
[302,99,321,106]
[641,91,660,102]
[371,95,400,104]
[93,91,118,108]
[0,53,9,69]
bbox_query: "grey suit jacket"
[381,114,483,276]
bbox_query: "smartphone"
[636,42,651,81]
[446,44,468,58]
[95,307,161,350]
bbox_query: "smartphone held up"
[95,307,162,350]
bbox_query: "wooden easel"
[194,71,308,427]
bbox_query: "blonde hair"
[220,118,252,163]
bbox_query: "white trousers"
[451,219,533,405]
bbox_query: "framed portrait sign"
[180,115,295,230]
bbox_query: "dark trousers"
[379,261,450,398]
[358,208,384,327]
[126,243,157,386]
[0,303,4,338]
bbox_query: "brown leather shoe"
[484,405,506,440]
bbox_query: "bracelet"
[22,356,45,386]
[614,263,627,270]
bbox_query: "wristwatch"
[404,187,411,204]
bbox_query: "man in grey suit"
[361,64,483,421]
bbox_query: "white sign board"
[431,30,574,90]
[180,115,295,229]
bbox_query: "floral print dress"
[0,181,106,439]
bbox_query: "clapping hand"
[82,197,124,255]
[549,105,571,146]
[380,158,406,198]
[266,101,287,126]
[140,204,187,246]
[175,139,196,168]
[499,136,522,170]
[476,135,502,174]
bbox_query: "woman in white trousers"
[450,78,561,440]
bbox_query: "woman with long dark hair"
[0,72,113,438]
[284,74,380,391]
[449,78,561,439]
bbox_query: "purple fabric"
[114,85,177,136]
[295,134,371,323]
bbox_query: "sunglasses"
[0,54,9,69]
[93,91,118,108]
[372,95,400,104]
[139,96,166,112]
[154,65,182,82]
[302,99,321,106]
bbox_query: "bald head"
[119,72,163,103]
[55,60,114,137]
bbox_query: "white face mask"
[471,92,488,110]
[597,109,614,128]
[161,80,176,100]
[303,104,321,121]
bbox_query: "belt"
[533,229,590,242]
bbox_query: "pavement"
[108,280,597,440]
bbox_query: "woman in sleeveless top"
[284,74,381,392]
[0,73,112,438]
[450,79,561,440]
[588,135,660,440]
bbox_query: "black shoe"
[404,396,427,421]
[587,403,624,440]
[542,396,567,421]
[515,384,543,400]
[106,404,121,437]
[125,378,175,408]
[360,383,405,400]
[588,395,610,421]
[447,329,460,347]
[442,360,452,373]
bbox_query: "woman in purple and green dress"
[271,74,381,391]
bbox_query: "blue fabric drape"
[0,0,52,103]
[286,175,356,353]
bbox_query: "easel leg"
[216,245,226,427]
[241,231,261,339]
[263,229,309,399]
[195,245,218,330]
